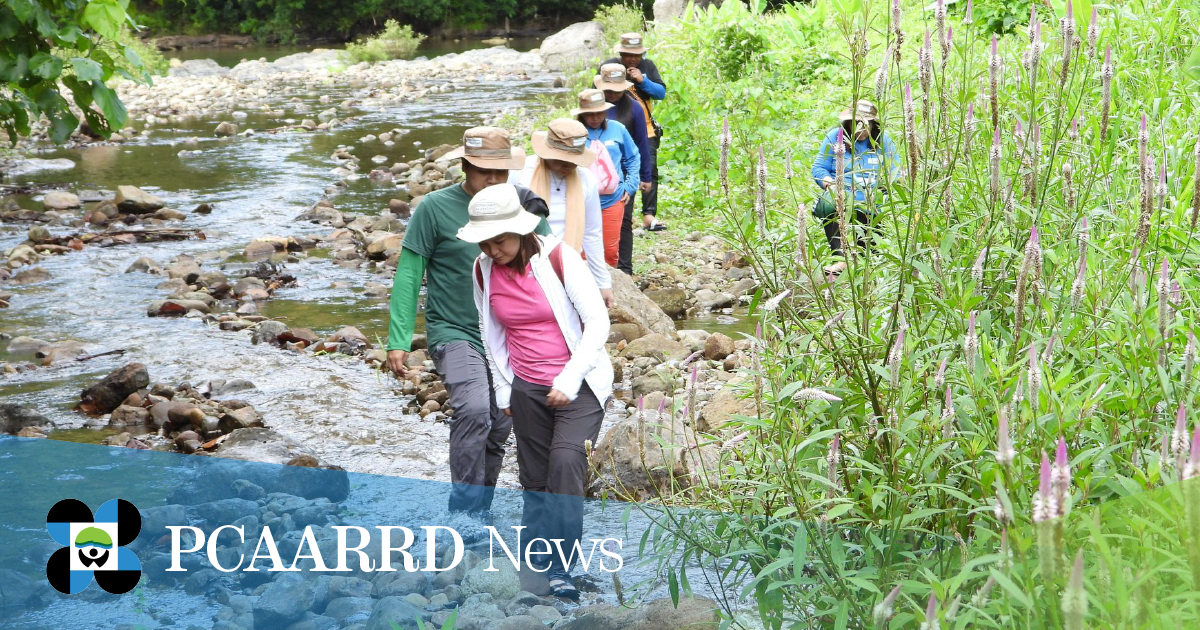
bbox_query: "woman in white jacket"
[511,118,614,308]
[457,183,613,600]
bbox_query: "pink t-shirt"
[489,263,571,386]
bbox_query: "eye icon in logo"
[46,499,142,594]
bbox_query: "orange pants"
[601,199,624,268]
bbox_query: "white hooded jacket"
[471,234,613,412]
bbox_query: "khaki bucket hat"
[440,126,526,170]
[594,63,633,92]
[532,119,597,168]
[571,89,614,116]
[455,184,542,243]
[838,100,879,125]
[613,33,648,55]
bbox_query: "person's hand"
[546,389,571,408]
[502,408,512,417]
[639,181,652,193]
[621,192,631,204]
[600,288,615,309]
[627,67,644,83]
[385,350,409,376]
[821,177,835,190]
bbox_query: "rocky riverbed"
[1,36,761,595]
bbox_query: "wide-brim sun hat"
[532,119,597,168]
[838,99,879,125]
[456,183,542,244]
[570,89,614,116]
[613,32,648,55]
[440,126,526,170]
[594,63,633,92]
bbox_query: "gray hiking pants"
[430,341,513,515]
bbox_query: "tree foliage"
[1,0,151,144]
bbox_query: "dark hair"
[576,113,607,130]
[505,232,542,274]
[841,119,884,147]
[611,92,636,133]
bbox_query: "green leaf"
[988,567,1033,609]
[668,568,680,606]
[69,57,103,81]
[790,525,807,578]
[29,52,61,80]
[82,0,125,40]
[90,80,126,130]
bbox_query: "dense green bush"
[606,0,1200,627]
[344,20,426,63]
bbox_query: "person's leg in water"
[432,342,513,515]
[617,197,634,275]
[509,377,602,600]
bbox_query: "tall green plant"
[635,0,1200,626]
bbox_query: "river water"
[1,45,562,483]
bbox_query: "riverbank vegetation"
[592,0,1200,627]
[129,0,644,43]
[344,19,427,63]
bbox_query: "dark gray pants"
[510,376,603,575]
[431,342,512,515]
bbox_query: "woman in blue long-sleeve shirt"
[810,99,900,276]
[596,63,653,275]
[574,88,641,272]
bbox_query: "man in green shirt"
[385,126,549,516]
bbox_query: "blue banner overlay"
[0,437,735,629]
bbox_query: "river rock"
[220,406,263,431]
[609,269,677,339]
[10,267,51,285]
[7,244,38,266]
[296,205,343,225]
[215,121,239,137]
[1,403,53,435]
[540,21,604,71]
[646,287,689,319]
[698,377,753,433]
[560,596,720,630]
[27,226,52,243]
[676,329,710,353]
[280,328,320,345]
[212,427,305,465]
[632,372,673,398]
[78,363,150,414]
[695,289,736,310]
[168,58,230,77]
[460,563,520,601]
[7,336,49,354]
[109,405,150,428]
[153,208,187,221]
[233,276,269,299]
[165,256,202,282]
[115,185,165,213]
[620,333,689,362]
[254,573,317,627]
[150,401,205,430]
[42,190,81,210]
[35,340,89,364]
[364,596,425,630]
[150,299,211,316]
[492,616,545,630]
[244,240,277,260]
[0,568,55,610]
[126,256,160,273]
[703,333,735,360]
[588,412,718,501]
[252,321,289,345]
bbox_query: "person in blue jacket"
[573,88,641,274]
[810,99,900,277]
[600,33,667,231]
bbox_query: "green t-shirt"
[400,184,548,352]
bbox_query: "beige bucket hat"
[613,33,648,55]
[571,89,614,116]
[455,184,542,243]
[594,63,633,92]
[440,126,526,170]
[838,100,879,125]
[532,119,597,168]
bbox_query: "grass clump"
[344,20,426,63]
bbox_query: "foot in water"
[547,571,580,601]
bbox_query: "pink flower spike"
[836,126,844,145]
[1105,43,1112,64]
[1141,113,1147,134]
[905,83,912,100]
[1016,119,1024,137]
[1090,7,1097,27]
[925,29,931,48]
[993,125,1001,145]
[637,396,644,412]
[967,102,974,120]
[926,593,938,622]
[1056,436,1068,470]
[992,35,998,56]
[690,365,698,384]
[657,397,667,414]
[965,0,973,24]
[947,26,953,44]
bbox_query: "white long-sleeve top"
[511,158,611,290]
[472,234,614,412]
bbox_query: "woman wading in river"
[457,184,613,600]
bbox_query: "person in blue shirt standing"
[601,33,667,232]
[810,100,900,277]
[574,88,641,273]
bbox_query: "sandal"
[645,217,668,232]
[823,260,848,278]
[548,575,580,601]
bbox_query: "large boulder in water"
[115,185,164,213]
[608,268,677,339]
[539,21,604,71]
[1,403,53,435]
[588,410,717,502]
[78,363,150,414]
